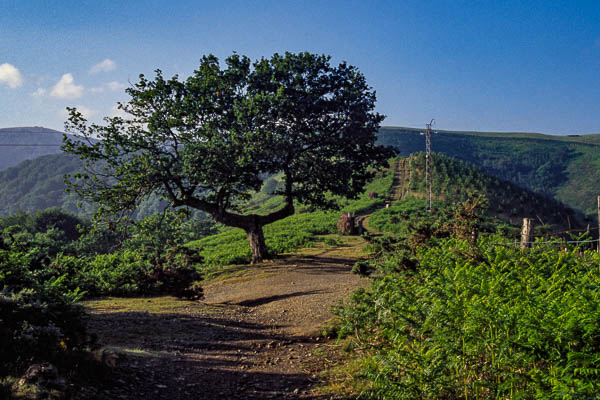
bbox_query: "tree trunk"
[183,194,294,263]
[246,225,267,264]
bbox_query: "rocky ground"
[76,236,368,399]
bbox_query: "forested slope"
[377,127,600,216]
[407,153,587,228]
[0,153,167,218]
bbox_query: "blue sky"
[1,0,599,134]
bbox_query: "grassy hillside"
[367,154,589,243]
[377,126,600,216]
[0,124,594,225]
[188,155,587,267]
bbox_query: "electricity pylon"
[424,119,434,211]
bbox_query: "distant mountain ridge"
[0,126,69,170]
[1,125,599,218]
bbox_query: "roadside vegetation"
[326,196,600,399]
[0,208,209,397]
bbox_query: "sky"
[1,0,599,135]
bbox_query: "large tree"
[63,52,393,263]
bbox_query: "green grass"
[185,166,394,268]
[186,210,338,267]
[339,164,394,215]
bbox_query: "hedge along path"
[82,234,369,400]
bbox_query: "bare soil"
[77,236,368,400]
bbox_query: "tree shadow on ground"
[233,290,324,307]
[81,307,347,400]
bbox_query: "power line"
[0,144,62,147]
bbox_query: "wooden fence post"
[520,218,533,250]
[597,196,600,253]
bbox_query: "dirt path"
[80,236,368,400]
[390,157,411,201]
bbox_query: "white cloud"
[89,81,126,94]
[106,81,126,91]
[50,73,84,99]
[110,104,129,119]
[76,105,96,119]
[0,63,24,88]
[60,105,96,120]
[89,58,116,74]
[32,88,46,98]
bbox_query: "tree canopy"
[63,52,394,262]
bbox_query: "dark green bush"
[0,249,90,382]
[48,246,203,299]
[351,259,375,276]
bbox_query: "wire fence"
[502,238,600,246]
[504,226,599,239]
[490,222,600,251]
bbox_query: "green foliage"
[57,214,204,298]
[0,208,87,241]
[335,236,600,399]
[188,211,337,266]
[0,248,90,384]
[69,247,202,298]
[1,209,207,299]
[351,259,376,276]
[378,127,600,216]
[369,198,442,237]
[28,208,85,242]
[63,52,392,262]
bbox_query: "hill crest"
[377,127,600,216]
[0,126,67,171]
